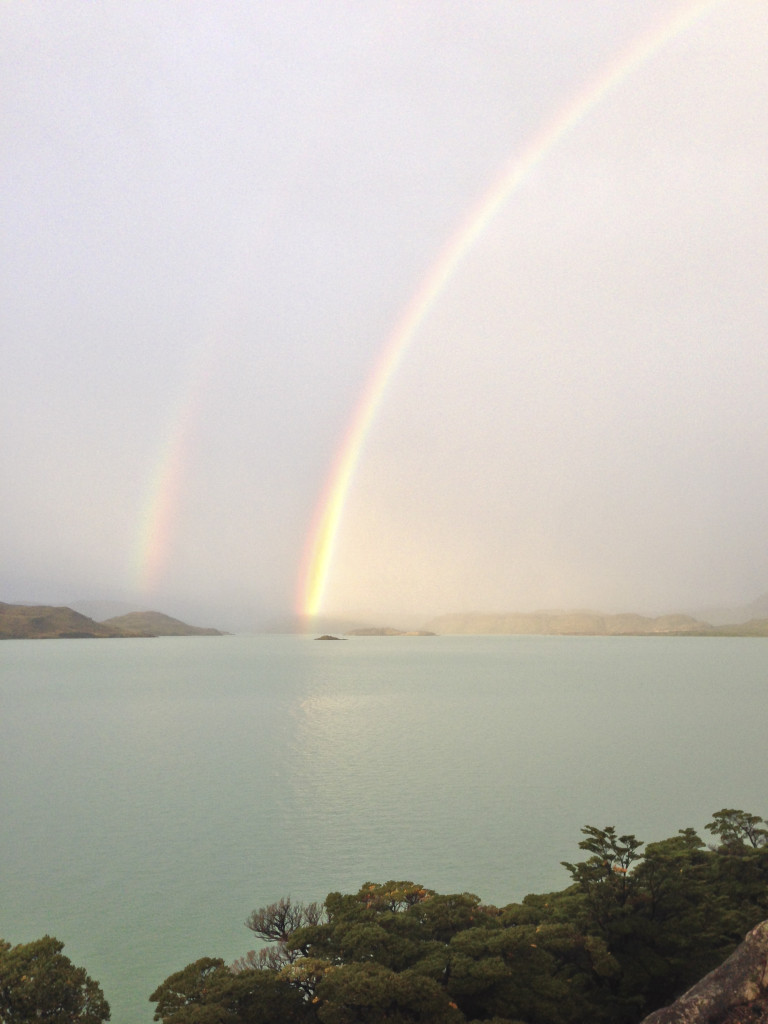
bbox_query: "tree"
[151,811,768,1024]
[313,961,461,1024]
[704,809,768,937]
[705,808,768,850]
[557,818,768,1020]
[149,957,310,1024]
[0,935,109,1024]
[237,898,325,972]
[561,825,644,933]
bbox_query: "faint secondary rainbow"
[133,344,215,594]
[298,0,720,619]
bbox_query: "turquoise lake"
[2,634,767,1023]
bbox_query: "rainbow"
[298,0,720,619]
[133,344,215,595]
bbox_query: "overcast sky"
[2,1,766,630]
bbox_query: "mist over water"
[3,635,767,1023]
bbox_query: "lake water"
[2,634,767,1022]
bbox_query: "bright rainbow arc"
[298,0,720,619]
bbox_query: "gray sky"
[2,1,766,630]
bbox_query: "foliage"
[556,813,768,1021]
[148,957,311,1023]
[149,812,768,1024]
[705,808,768,849]
[12,809,768,1024]
[0,935,110,1023]
[233,897,326,971]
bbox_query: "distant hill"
[704,617,768,637]
[349,626,436,636]
[101,611,226,636]
[422,609,768,636]
[423,610,714,636]
[0,602,226,639]
[0,602,151,639]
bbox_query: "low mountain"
[348,626,435,636]
[101,611,226,636]
[0,602,150,639]
[422,610,712,636]
[705,617,768,637]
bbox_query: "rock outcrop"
[642,920,768,1023]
